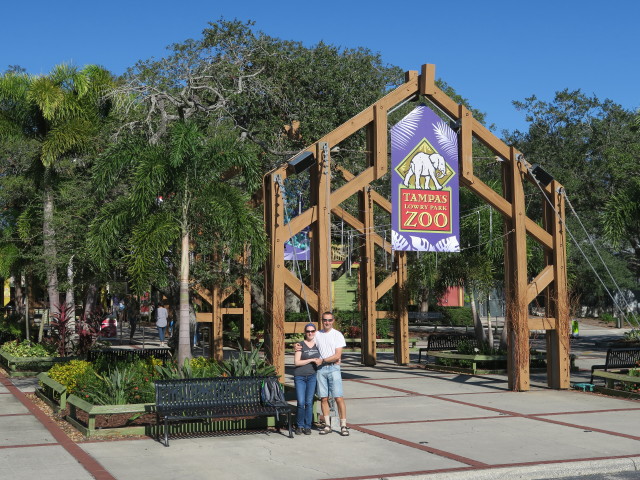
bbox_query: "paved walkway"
[2,323,640,480]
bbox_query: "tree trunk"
[83,283,98,319]
[65,256,76,329]
[43,184,60,316]
[14,277,24,316]
[470,289,488,347]
[177,225,192,367]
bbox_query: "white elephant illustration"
[403,152,446,190]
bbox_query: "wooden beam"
[331,166,375,208]
[528,317,557,330]
[312,142,332,316]
[472,119,511,160]
[335,165,391,212]
[459,104,473,184]
[373,101,388,179]
[375,271,398,301]
[282,268,319,313]
[464,174,553,250]
[527,265,555,304]
[332,205,391,254]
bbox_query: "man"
[313,311,349,436]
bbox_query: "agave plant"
[219,342,276,377]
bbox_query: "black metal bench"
[417,333,478,363]
[590,347,640,384]
[87,347,171,364]
[155,376,293,446]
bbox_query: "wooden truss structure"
[195,249,252,361]
[262,63,570,391]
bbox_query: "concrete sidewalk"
[2,324,640,480]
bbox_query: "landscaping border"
[0,349,69,377]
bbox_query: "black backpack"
[261,377,288,420]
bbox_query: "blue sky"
[2,0,637,134]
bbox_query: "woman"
[294,322,322,435]
[156,304,168,346]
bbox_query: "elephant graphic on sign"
[403,152,446,190]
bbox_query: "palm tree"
[90,121,266,366]
[0,64,112,316]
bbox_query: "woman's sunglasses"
[305,330,316,333]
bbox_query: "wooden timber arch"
[263,64,570,392]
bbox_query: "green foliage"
[1,339,56,357]
[47,360,93,394]
[85,366,137,405]
[0,314,23,343]
[438,307,474,327]
[624,329,640,342]
[600,313,617,324]
[219,343,276,377]
[508,89,640,307]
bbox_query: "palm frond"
[40,117,94,167]
[124,212,181,292]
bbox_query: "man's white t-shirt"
[315,328,346,360]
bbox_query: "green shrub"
[47,360,94,394]
[376,318,392,338]
[1,339,56,357]
[624,329,640,342]
[441,307,473,326]
[600,313,616,324]
[0,314,23,343]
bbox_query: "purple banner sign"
[391,105,460,252]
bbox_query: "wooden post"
[394,251,409,364]
[506,149,530,391]
[241,248,252,351]
[211,283,223,361]
[264,173,286,378]
[359,186,377,366]
[546,181,571,388]
[311,142,332,319]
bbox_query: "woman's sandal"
[340,426,350,436]
[319,425,332,435]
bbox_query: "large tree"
[0,64,113,316]
[507,90,639,313]
[90,121,266,366]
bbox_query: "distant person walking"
[156,304,169,346]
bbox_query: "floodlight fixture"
[287,151,315,175]
[531,164,554,187]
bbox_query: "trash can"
[570,319,579,338]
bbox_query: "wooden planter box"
[36,374,303,438]
[0,349,69,377]
[36,372,69,412]
[592,371,640,399]
[425,352,553,375]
